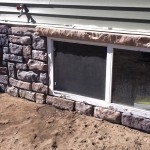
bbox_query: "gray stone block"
[7,86,18,97]
[0,34,8,46]
[2,61,7,66]
[46,96,75,111]
[9,43,23,55]
[0,75,8,84]
[122,113,150,133]
[0,25,9,34]
[11,27,35,35]
[9,35,31,45]
[94,107,121,124]
[0,84,7,93]
[3,54,23,62]
[27,59,48,71]
[19,89,35,102]
[8,62,16,78]
[0,67,7,75]
[32,82,48,94]
[32,50,47,61]
[9,77,32,90]
[23,45,31,59]
[36,93,46,104]
[16,63,27,70]
[17,70,38,82]
[75,102,94,116]
[39,73,48,85]
[3,47,9,54]
[32,35,46,50]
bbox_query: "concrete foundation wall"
[0,24,150,133]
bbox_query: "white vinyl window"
[47,37,150,115]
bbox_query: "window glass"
[54,41,107,100]
[112,49,150,111]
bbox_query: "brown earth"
[0,93,150,150]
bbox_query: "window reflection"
[112,49,150,111]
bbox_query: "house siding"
[1,0,150,31]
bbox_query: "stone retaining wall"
[0,24,149,133]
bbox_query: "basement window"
[54,41,107,100]
[112,49,150,111]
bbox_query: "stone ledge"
[75,102,94,116]
[94,107,122,124]
[46,96,75,111]
[36,26,150,49]
[122,113,150,133]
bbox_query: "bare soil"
[0,93,150,150]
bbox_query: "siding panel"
[0,0,150,32]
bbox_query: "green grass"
[135,97,150,105]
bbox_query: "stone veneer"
[0,24,150,133]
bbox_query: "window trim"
[47,37,150,118]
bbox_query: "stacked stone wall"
[0,24,149,133]
[0,25,48,104]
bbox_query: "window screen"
[54,41,107,100]
[112,49,150,111]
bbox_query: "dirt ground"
[0,93,150,150]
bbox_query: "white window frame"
[47,37,150,119]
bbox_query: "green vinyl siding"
[1,0,150,31]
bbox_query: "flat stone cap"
[36,26,150,49]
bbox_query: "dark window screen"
[54,41,107,100]
[0,47,3,66]
[112,49,150,111]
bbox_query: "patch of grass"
[135,97,150,105]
